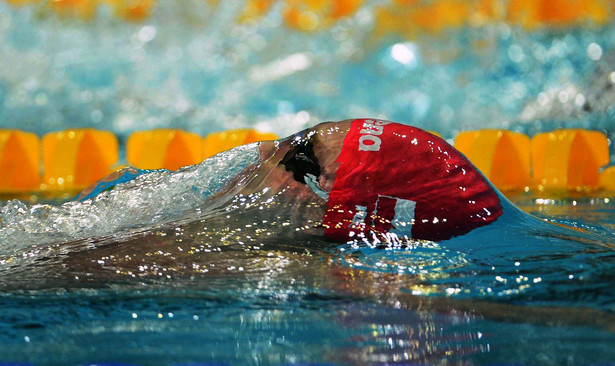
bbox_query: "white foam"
[0,143,262,252]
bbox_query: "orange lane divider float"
[5,0,614,34]
[505,0,610,29]
[7,0,158,22]
[531,129,609,192]
[2,126,614,195]
[600,167,615,192]
[127,129,202,170]
[202,129,279,160]
[239,0,365,31]
[0,130,41,192]
[455,129,531,192]
[42,129,119,191]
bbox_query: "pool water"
[0,192,614,366]
[2,1,615,364]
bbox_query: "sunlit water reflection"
[1,188,615,364]
[1,134,615,364]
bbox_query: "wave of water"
[0,124,614,321]
[0,145,614,364]
[1,150,614,311]
[0,143,262,251]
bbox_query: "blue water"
[1,190,615,365]
[2,1,615,364]
[1,0,615,148]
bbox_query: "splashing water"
[0,143,262,256]
[2,0,615,363]
[0,121,613,308]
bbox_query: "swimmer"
[3,119,614,335]
[75,118,539,245]
[52,117,610,288]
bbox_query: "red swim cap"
[323,119,502,242]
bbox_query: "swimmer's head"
[254,119,502,242]
[250,121,351,202]
[278,129,322,185]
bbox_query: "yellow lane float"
[1,126,613,196]
[0,130,41,192]
[5,0,615,31]
[531,129,609,192]
[127,129,202,170]
[454,129,531,191]
[600,166,615,192]
[239,0,364,29]
[103,0,157,22]
[202,129,279,160]
[506,0,610,29]
[42,129,118,191]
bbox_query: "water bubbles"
[34,92,47,106]
[166,46,183,62]
[249,53,313,84]
[138,25,157,43]
[296,110,310,124]
[587,42,603,61]
[0,1,612,139]
[91,109,103,123]
[390,42,419,69]
[532,42,548,63]
[0,143,262,250]
[558,90,570,103]
[508,44,525,63]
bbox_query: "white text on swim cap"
[358,119,390,152]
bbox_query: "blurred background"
[0,0,614,155]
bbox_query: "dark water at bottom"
[1,195,615,365]
[2,287,615,365]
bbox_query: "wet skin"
[240,120,351,206]
[39,122,348,281]
[57,121,355,276]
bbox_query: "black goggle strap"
[279,129,329,201]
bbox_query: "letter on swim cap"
[360,124,384,136]
[325,119,503,242]
[359,135,382,151]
